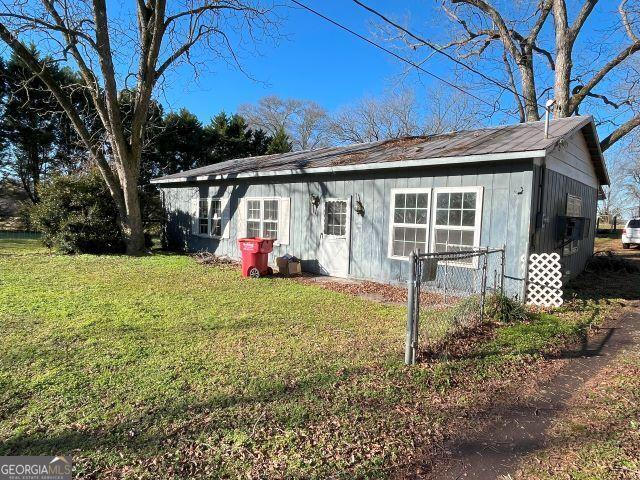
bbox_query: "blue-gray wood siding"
[530,165,597,280]
[160,159,535,298]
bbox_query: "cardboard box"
[276,256,302,276]
[287,261,302,276]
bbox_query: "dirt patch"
[517,333,640,479]
[586,250,640,273]
[295,274,456,308]
[419,320,500,361]
[422,302,640,480]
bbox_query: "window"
[432,188,483,264]
[263,200,279,238]
[324,200,347,236]
[247,200,262,237]
[563,194,582,256]
[193,197,227,237]
[245,198,279,239]
[198,199,209,235]
[211,199,222,237]
[389,189,430,258]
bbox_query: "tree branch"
[91,0,129,164]
[38,0,112,132]
[570,41,640,113]
[502,48,525,122]
[619,0,639,43]
[600,114,640,151]
[451,0,521,62]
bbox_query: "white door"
[318,198,351,277]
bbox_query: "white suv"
[622,218,640,249]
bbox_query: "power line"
[351,0,545,111]
[290,0,518,117]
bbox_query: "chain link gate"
[405,247,506,365]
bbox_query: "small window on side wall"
[563,194,582,256]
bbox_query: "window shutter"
[221,196,231,239]
[191,197,199,235]
[237,198,247,238]
[278,197,291,245]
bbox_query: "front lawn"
[0,240,615,478]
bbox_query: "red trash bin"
[238,237,275,278]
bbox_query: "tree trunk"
[518,47,540,121]
[553,47,572,117]
[121,185,145,255]
[552,0,572,117]
[99,149,145,255]
[116,154,145,255]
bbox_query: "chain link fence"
[405,247,505,364]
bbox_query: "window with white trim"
[324,200,347,236]
[210,199,222,237]
[198,198,209,235]
[432,188,482,264]
[389,189,431,258]
[246,198,279,239]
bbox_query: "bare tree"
[423,88,480,135]
[0,0,274,253]
[599,157,629,218]
[328,89,480,144]
[446,0,553,122]
[621,136,640,214]
[328,90,421,144]
[239,95,329,150]
[354,0,640,151]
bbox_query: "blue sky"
[155,0,625,137]
[159,0,443,120]
[6,0,626,137]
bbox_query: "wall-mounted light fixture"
[310,194,320,214]
[354,194,365,216]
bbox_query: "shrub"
[447,294,482,329]
[485,293,530,323]
[29,170,127,254]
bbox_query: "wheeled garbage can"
[238,238,275,278]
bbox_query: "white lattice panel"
[526,253,563,307]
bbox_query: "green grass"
[0,237,48,254]
[0,240,612,478]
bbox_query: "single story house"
[151,115,608,299]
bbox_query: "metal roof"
[151,115,609,185]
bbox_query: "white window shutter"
[237,198,247,238]
[221,196,231,239]
[191,197,199,235]
[278,197,291,245]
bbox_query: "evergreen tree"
[266,126,293,154]
[142,108,207,180]
[207,113,270,163]
[0,49,86,202]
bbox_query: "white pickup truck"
[622,218,640,249]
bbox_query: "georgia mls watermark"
[0,456,72,480]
